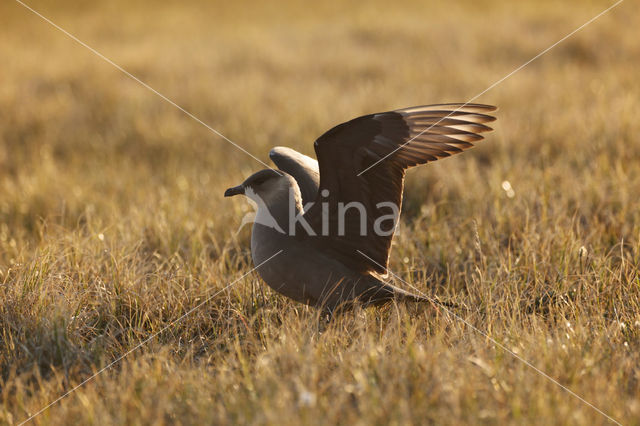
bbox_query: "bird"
[225,103,496,312]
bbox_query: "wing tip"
[397,103,498,115]
[269,146,286,159]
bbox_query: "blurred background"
[1,0,638,253]
[1,0,639,423]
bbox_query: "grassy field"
[1,0,639,424]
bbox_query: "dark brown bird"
[225,103,496,312]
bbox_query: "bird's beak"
[224,185,244,197]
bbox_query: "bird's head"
[224,169,292,205]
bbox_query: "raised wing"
[299,103,497,274]
[269,146,320,206]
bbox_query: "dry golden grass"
[1,0,639,424]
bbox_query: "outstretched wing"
[269,146,320,206]
[299,103,497,274]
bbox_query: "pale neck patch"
[244,186,285,234]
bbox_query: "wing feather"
[299,103,496,274]
[269,146,320,206]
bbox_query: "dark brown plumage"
[300,103,497,275]
[225,103,496,310]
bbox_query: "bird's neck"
[250,180,304,235]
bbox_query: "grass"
[1,0,639,424]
